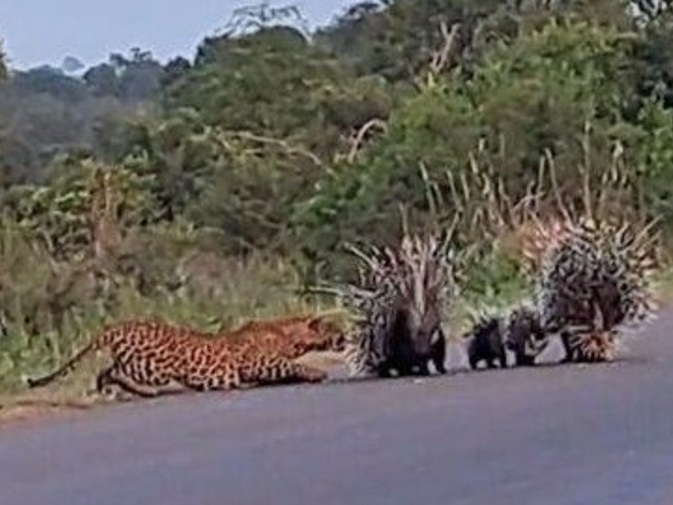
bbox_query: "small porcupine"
[462,303,549,369]
[503,304,549,367]
[463,313,507,370]
[528,217,659,363]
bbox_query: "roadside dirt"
[0,351,349,428]
[1,285,669,429]
[0,393,98,429]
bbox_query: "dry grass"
[1,134,669,421]
[3,263,672,427]
[0,253,343,395]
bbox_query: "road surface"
[1,312,673,505]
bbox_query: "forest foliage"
[1,0,673,390]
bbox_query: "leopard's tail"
[25,340,99,389]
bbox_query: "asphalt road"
[1,312,673,505]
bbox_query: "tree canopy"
[1,0,673,317]
[0,39,7,82]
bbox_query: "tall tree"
[0,38,7,82]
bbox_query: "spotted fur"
[227,314,346,359]
[25,317,345,397]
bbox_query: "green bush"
[3,2,673,397]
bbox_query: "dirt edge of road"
[2,288,671,429]
[0,351,349,429]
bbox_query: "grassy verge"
[0,257,327,403]
[1,252,671,422]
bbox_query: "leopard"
[25,317,345,398]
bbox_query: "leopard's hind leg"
[96,363,183,398]
[95,364,160,398]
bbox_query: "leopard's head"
[293,316,347,353]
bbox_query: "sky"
[1,0,358,70]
